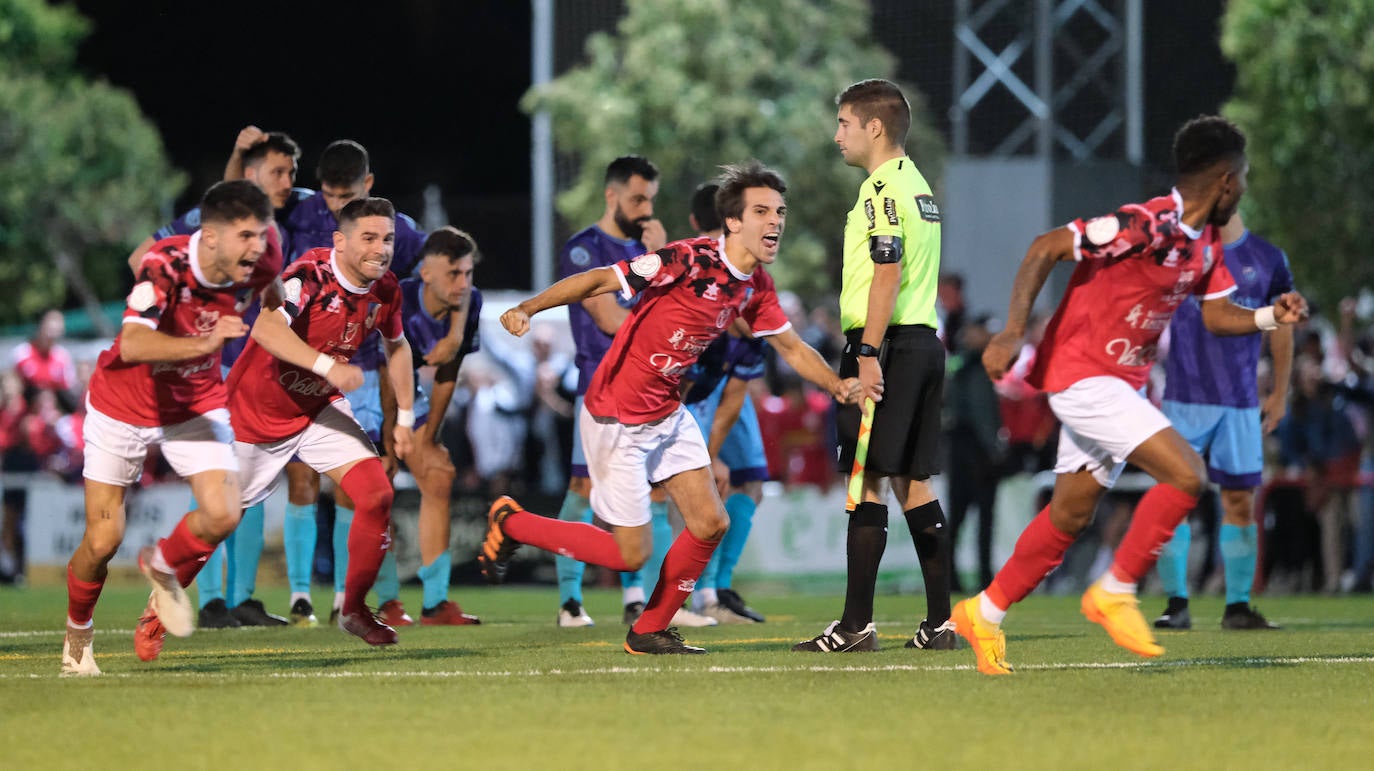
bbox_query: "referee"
[794,79,954,653]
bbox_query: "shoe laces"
[659,627,685,643]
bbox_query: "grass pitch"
[2,584,1371,769]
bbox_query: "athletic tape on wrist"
[396,408,416,429]
[1254,306,1279,331]
[311,353,335,377]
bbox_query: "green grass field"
[3,584,1371,769]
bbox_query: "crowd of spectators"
[4,278,1374,595]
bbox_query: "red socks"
[986,506,1076,610]
[1110,483,1198,584]
[340,460,395,615]
[502,510,632,571]
[631,529,719,635]
[66,564,104,626]
[160,515,217,588]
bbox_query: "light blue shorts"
[1162,400,1263,489]
[685,379,769,486]
[343,369,431,445]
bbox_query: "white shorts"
[1048,376,1172,488]
[82,402,237,486]
[580,403,709,528]
[236,400,378,506]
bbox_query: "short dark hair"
[1173,116,1246,177]
[714,160,787,222]
[338,197,395,228]
[604,155,659,187]
[690,183,722,233]
[243,132,301,168]
[200,180,272,225]
[837,79,911,147]
[422,226,481,264]
[317,139,370,188]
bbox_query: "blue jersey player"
[1153,212,1293,631]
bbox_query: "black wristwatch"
[856,343,880,358]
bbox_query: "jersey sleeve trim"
[750,321,793,338]
[1065,223,1085,261]
[611,263,634,300]
[1201,286,1237,301]
[122,317,158,330]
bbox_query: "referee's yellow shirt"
[839,156,942,332]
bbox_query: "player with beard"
[956,116,1308,675]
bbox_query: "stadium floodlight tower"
[943,0,1143,314]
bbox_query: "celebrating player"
[480,161,862,654]
[62,181,280,675]
[225,197,415,647]
[955,116,1308,675]
[1152,212,1293,631]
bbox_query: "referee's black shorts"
[835,324,944,479]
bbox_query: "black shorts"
[836,325,944,479]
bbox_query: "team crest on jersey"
[342,321,360,343]
[569,246,591,267]
[715,309,731,329]
[195,310,220,334]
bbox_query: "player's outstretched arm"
[983,228,1075,380]
[1200,290,1309,337]
[766,328,864,405]
[250,306,363,392]
[501,266,622,337]
[119,316,245,363]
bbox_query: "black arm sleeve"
[869,235,903,265]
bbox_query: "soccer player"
[480,161,862,654]
[957,116,1308,675]
[794,79,954,653]
[123,129,307,629]
[62,181,280,675]
[550,155,675,629]
[1152,212,1293,631]
[330,226,485,626]
[682,183,770,624]
[225,196,415,646]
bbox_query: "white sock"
[67,617,93,629]
[151,545,173,574]
[290,591,311,605]
[1098,571,1138,595]
[695,588,718,608]
[622,586,645,605]
[979,592,1007,625]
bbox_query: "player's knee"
[341,460,393,514]
[196,502,242,540]
[418,465,455,498]
[81,526,124,564]
[568,476,592,498]
[1173,461,1206,499]
[620,544,649,571]
[1048,502,1094,536]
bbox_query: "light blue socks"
[1157,522,1191,599]
[418,553,452,609]
[1220,523,1258,605]
[283,502,316,595]
[556,491,593,605]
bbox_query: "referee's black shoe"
[717,588,766,623]
[792,620,879,652]
[1153,597,1192,630]
[624,627,707,655]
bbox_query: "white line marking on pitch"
[6,656,1374,680]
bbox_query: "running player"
[226,197,415,646]
[479,160,862,654]
[63,181,280,675]
[550,156,674,629]
[1152,212,1293,631]
[957,116,1307,675]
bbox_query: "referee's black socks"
[904,500,952,624]
[839,502,888,633]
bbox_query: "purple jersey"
[559,224,645,395]
[398,278,482,373]
[283,192,427,278]
[683,335,767,405]
[1163,230,1294,408]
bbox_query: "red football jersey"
[227,247,403,443]
[583,236,791,424]
[87,230,282,427]
[1029,189,1235,393]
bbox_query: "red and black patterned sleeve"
[123,245,182,329]
[278,259,322,321]
[1067,202,1157,263]
[613,240,696,299]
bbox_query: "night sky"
[70,1,1230,290]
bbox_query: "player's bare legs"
[63,481,129,676]
[409,440,478,624]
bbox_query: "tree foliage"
[1221,0,1374,310]
[524,0,943,296]
[0,0,184,329]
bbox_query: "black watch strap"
[856,343,880,358]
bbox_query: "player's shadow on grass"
[157,645,472,674]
